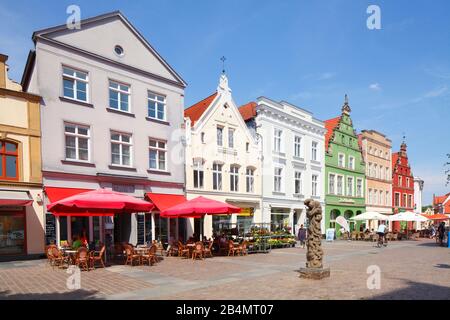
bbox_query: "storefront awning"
[0,190,33,206]
[45,187,93,203]
[145,193,186,212]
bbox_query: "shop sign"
[239,208,254,217]
[338,198,355,204]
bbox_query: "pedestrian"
[437,222,445,246]
[298,224,307,249]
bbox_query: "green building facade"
[324,97,366,237]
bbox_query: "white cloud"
[318,72,336,80]
[369,83,381,91]
[424,86,448,98]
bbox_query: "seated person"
[72,235,82,250]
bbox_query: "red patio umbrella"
[160,196,241,218]
[47,188,154,216]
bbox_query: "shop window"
[0,211,25,255]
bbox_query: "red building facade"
[391,142,415,231]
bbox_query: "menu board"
[326,228,335,242]
[45,213,56,245]
[137,213,145,244]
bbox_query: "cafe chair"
[141,245,158,266]
[75,247,90,271]
[192,241,204,260]
[90,245,106,269]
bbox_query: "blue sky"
[1,0,449,205]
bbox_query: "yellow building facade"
[0,54,44,258]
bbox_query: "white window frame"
[246,167,255,193]
[348,156,355,170]
[399,175,402,186]
[356,178,363,197]
[228,128,235,149]
[274,167,283,192]
[408,194,412,208]
[147,91,166,121]
[109,80,131,112]
[273,128,283,153]
[374,189,378,205]
[311,174,318,196]
[64,123,90,162]
[294,136,302,158]
[62,66,89,102]
[394,192,400,207]
[212,163,223,191]
[402,193,407,208]
[328,173,336,195]
[111,131,133,167]
[337,175,344,195]
[193,159,204,189]
[149,138,167,171]
[386,191,390,206]
[368,189,373,204]
[338,153,345,168]
[294,171,303,195]
[230,165,239,192]
[311,141,318,161]
[346,176,354,197]
[217,126,223,147]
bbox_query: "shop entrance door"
[113,214,131,244]
[0,209,26,255]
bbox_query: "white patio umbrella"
[350,211,390,221]
[389,211,429,222]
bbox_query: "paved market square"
[0,239,449,300]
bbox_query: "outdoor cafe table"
[61,249,77,265]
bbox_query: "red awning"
[45,187,93,202]
[0,190,33,206]
[47,188,153,217]
[145,193,187,212]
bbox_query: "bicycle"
[376,233,387,248]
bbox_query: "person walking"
[297,224,307,249]
[437,222,446,246]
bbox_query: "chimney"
[0,54,8,89]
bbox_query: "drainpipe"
[255,122,264,227]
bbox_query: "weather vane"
[220,56,226,74]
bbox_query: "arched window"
[0,141,19,180]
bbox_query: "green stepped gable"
[324,96,366,237]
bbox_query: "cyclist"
[376,221,387,247]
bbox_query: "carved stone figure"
[304,199,324,269]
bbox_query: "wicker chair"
[203,241,213,258]
[75,247,90,271]
[46,245,57,266]
[363,233,371,241]
[351,232,357,241]
[90,245,106,269]
[124,245,141,266]
[51,247,69,269]
[192,242,204,260]
[238,241,249,256]
[141,245,158,266]
[167,242,179,257]
[227,240,241,256]
[178,241,190,259]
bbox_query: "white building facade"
[240,97,326,234]
[184,74,262,239]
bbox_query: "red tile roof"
[238,102,257,121]
[184,92,218,125]
[392,152,399,169]
[324,116,341,152]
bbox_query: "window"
[385,151,389,159]
[228,128,235,148]
[109,80,130,112]
[402,193,407,207]
[394,192,400,207]
[329,174,335,194]
[111,132,132,166]
[386,167,390,180]
[356,178,363,197]
[246,168,255,193]
[312,175,318,196]
[149,139,166,171]
[386,191,389,206]
[0,141,18,180]
[347,177,353,196]
[408,195,412,208]
[379,190,383,206]
[295,171,303,194]
[368,189,373,204]
[64,123,90,162]
[274,167,283,192]
[294,136,302,158]
[62,67,88,102]
[348,156,354,170]
[368,162,372,176]
[212,163,223,190]
[398,176,402,186]
[201,132,205,143]
[338,153,345,167]
[217,126,223,146]
[337,175,343,195]
[380,166,384,180]
[246,142,249,152]
[311,141,318,161]
[114,45,124,56]
[373,189,378,205]
[374,164,378,178]
[148,92,166,121]
[274,129,283,152]
[230,165,239,192]
[193,160,204,189]
[406,177,410,188]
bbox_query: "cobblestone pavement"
[0,239,449,299]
